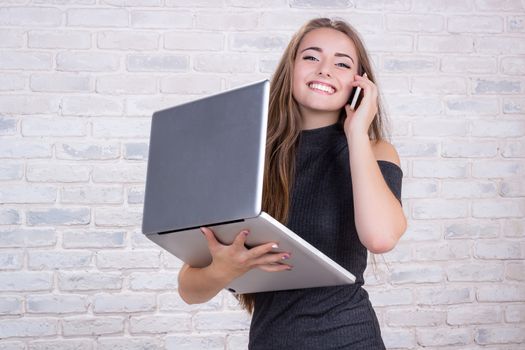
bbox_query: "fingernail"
[242,230,249,236]
[272,244,279,249]
[282,254,290,260]
[200,227,205,234]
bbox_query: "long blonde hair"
[237,17,389,314]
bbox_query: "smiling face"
[292,27,359,125]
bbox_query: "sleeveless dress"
[248,122,403,350]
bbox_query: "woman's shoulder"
[371,139,401,167]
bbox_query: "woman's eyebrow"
[300,46,355,64]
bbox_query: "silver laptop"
[142,80,355,294]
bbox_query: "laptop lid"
[142,80,270,235]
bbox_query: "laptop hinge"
[157,218,246,235]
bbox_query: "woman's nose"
[318,63,332,77]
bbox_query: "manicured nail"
[282,254,290,260]
[200,227,205,234]
[272,244,279,249]
[242,230,249,236]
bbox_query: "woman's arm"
[178,227,292,304]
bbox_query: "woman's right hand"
[200,226,292,284]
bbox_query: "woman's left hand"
[343,73,378,138]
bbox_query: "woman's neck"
[299,107,340,131]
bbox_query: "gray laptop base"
[146,212,355,294]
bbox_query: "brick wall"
[0,0,524,349]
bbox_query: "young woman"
[178,17,407,349]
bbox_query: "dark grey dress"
[249,122,403,350]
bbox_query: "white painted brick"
[259,11,331,31]
[413,0,472,11]
[130,10,192,29]
[61,95,123,116]
[368,288,412,307]
[386,308,445,327]
[502,140,525,158]
[416,287,473,306]
[413,76,467,94]
[0,7,62,26]
[506,262,525,281]
[127,187,145,204]
[448,15,503,33]
[158,292,221,312]
[417,328,471,347]
[229,33,289,52]
[164,32,224,51]
[165,334,225,350]
[160,75,222,94]
[96,75,157,95]
[0,51,52,70]
[476,0,524,11]
[92,117,150,137]
[94,207,142,227]
[0,252,23,270]
[471,120,525,138]
[26,163,91,182]
[401,221,441,241]
[56,142,120,161]
[28,30,91,49]
[162,251,184,269]
[442,180,497,198]
[67,8,128,27]
[124,142,148,160]
[30,73,91,93]
[0,74,25,91]
[0,184,56,204]
[26,294,89,314]
[444,221,499,239]
[381,328,415,349]
[62,316,124,336]
[418,35,473,53]
[472,77,523,94]
[0,95,60,115]
[503,219,524,238]
[194,53,256,73]
[413,160,468,178]
[28,340,93,350]
[0,117,17,136]
[62,229,125,248]
[127,53,189,72]
[129,272,179,290]
[445,96,499,115]
[0,209,21,225]
[477,285,525,302]
[384,95,441,116]
[93,293,156,313]
[97,250,160,269]
[412,121,467,137]
[448,305,501,325]
[57,52,120,72]
[508,15,525,32]
[97,337,159,350]
[390,265,444,284]
[194,311,250,331]
[505,304,525,323]
[475,326,525,345]
[475,240,523,259]
[386,14,443,32]
[0,272,52,291]
[447,262,504,282]
[412,199,468,219]
[393,141,438,157]
[361,34,413,52]
[98,31,159,50]
[476,36,525,55]
[0,296,22,315]
[354,0,410,10]
[472,199,525,218]
[413,241,470,261]
[0,139,52,158]
[0,162,23,180]
[29,250,93,270]
[92,164,146,183]
[23,115,88,137]
[61,186,123,204]
[501,56,525,75]
[125,96,185,116]
[0,29,24,48]
[0,228,56,248]
[402,180,438,199]
[441,56,497,73]
[226,333,249,350]
[442,140,498,158]
[129,314,192,334]
[0,318,58,338]
[165,0,224,6]
[195,12,258,30]
[27,208,91,226]
[102,0,161,5]
[58,271,123,291]
[130,230,156,248]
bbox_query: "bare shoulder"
[371,139,401,166]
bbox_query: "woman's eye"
[337,63,351,69]
[303,56,318,61]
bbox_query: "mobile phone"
[348,72,367,110]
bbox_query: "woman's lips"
[307,81,336,94]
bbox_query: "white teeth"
[308,83,335,94]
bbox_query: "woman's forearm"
[178,263,232,304]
